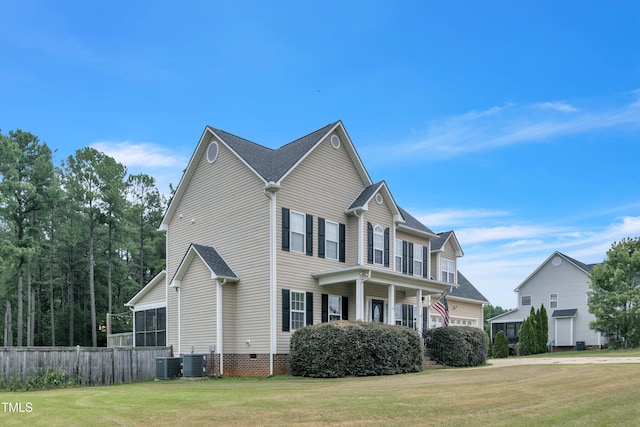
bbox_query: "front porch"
[312,265,454,335]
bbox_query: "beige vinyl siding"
[165,135,271,354]
[447,299,483,328]
[135,281,166,307]
[179,259,217,354]
[275,132,369,352]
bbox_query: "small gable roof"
[514,251,596,292]
[170,243,239,287]
[552,308,578,318]
[162,121,372,229]
[431,231,464,256]
[125,270,166,307]
[449,271,489,303]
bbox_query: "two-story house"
[126,121,488,376]
[489,251,606,351]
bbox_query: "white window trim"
[325,219,339,260]
[413,245,423,277]
[394,239,403,272]
[550,293,558,309]
[373,225,384,265]
[441,258,455,283]
[290,210,306,254]
[290,290,306,331]
[328,294,342,322]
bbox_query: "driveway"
[485,356,640,368]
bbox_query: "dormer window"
[441,258,455,283]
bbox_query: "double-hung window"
[395,239,403,272]
[441,259,455,283]
[290,291,306,330]
[521,295,531,306]
[413,245,423,277]
[373,225,384,264]
[290,211,305,253]
[325,220,339,260]
[328,295,342,322]
[550,293,558,309]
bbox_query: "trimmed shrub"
[492,330,509,358]
[428,326,488,367]
[290,321,423,378]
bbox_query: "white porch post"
[216,279,223,376]
[416,289,423,335]
[387,284,395,325]
[356,278,365,321]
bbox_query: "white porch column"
[416,289,423,335]
[387,284,395,326]
[216,279,223,376]
[356,278,365,321]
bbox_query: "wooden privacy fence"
[0,346,171,386]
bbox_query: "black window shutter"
[339,223,346,263]
[384,227,390,267]
[282,289,290,332]
[282,208,290,252]
[423,245,429,278]
[318,218,325,258]
[402,241,408,274]
[408,242,414,275]
[306,292,314,325]
[306,214,313,256]
[402,304,408,326]
[367,222,373,264]
[342,296,349,320]
[321,294,328,323]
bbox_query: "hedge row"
[290,321,423,378]
[428,326,488,367]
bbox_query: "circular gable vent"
[330,135,341,149]
[375,193,383,204]
[206,141,219,163]
[552,256,562,267]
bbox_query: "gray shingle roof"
[552,308,578,318]
[397,206,436,235]
[430,231,453,251]
[449,271,489,302]
[191,243,238,279]
[348,182,384,210]
[211,122,338,183]
[559,252,598,273]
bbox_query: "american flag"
[432,294,449,327]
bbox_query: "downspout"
[264,182,280,376]
[217,278,226,376]
[177,285,181,355]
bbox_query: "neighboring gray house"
[126,121,489,376]
[490,251,606,350]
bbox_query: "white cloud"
[414,208,508,228]
[534,101,578,113]
[91,140,189,196]
[381,94,640,160]
[91,141,186,168]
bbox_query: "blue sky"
[2,1,640,308]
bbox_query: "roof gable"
[514,251,594,292]
[431,231,464,256]
[161,121,372,229]
[125,270,166,307]
[170,243,239,287]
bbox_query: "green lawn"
[1,357,639,426]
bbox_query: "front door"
[372,299,384,323]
